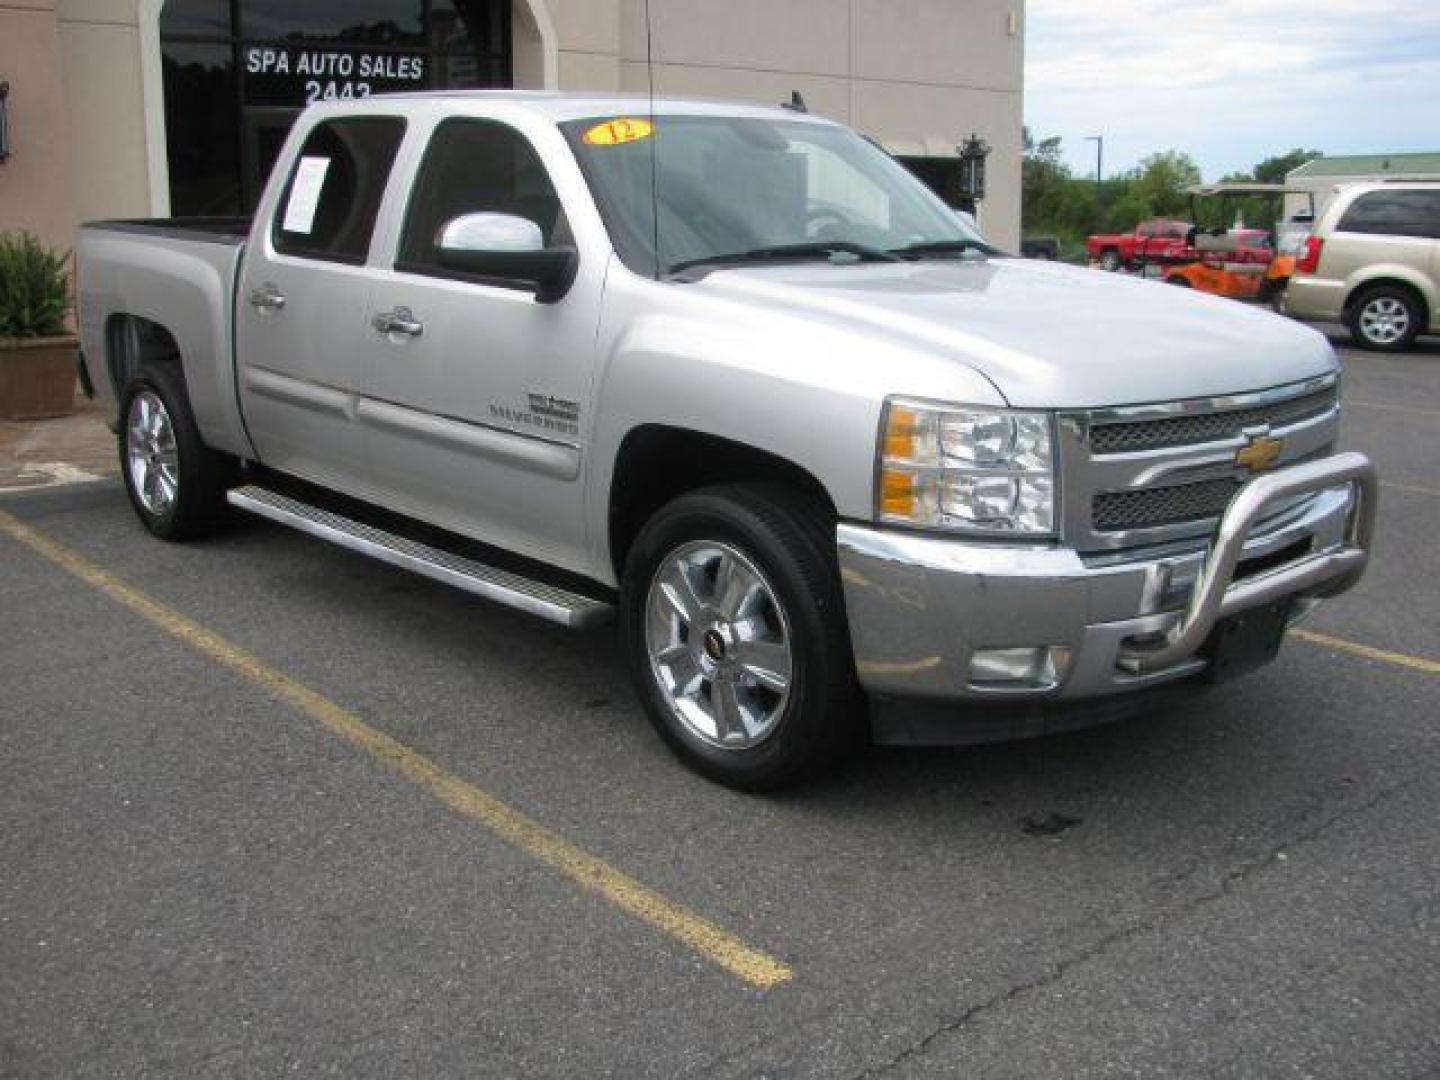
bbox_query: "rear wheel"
[620,484,862,790]
[1166,274,1192,287]
[1099,248,1121,272]
[1348,286,1422,352]
[119,365,231,540]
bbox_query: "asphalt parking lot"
[2,329,1438,1078]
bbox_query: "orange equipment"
[1148,184,1317,304]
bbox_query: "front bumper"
[838,452,1377,739]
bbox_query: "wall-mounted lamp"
[958,132,991,204]
[0,82,10,163]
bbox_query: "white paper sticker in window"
[282,156,331,234]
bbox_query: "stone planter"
[0,335,79,420]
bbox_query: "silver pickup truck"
[78,93,1377,789]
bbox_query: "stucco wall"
[0,0,77,251]
[56,0,155,225]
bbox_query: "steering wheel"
[805,207,852,239]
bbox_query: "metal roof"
[1188,183,1313,196]
[1289,152,1440,178]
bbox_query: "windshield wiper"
[888,238,998,259]
[669,241,902,276]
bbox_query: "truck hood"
[693,257,1338,408]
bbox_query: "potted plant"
[0,230,78,420]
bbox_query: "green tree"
[1018,133,1326,253]
[1125,150,1202,218]
[1022,126,1071,232]
[1102,189,1153,233]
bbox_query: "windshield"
[560,114,994,277]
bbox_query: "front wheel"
[1348,286,1422,352]
[119,365,231,540]
[620,484,863,790]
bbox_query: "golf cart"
[1139,183,1318,303]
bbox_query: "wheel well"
[105,314,182,399]
[608,426,837,577]
[1344,278,1429,325]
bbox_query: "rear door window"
[273,116,407,263]
[1336,190,1440,240]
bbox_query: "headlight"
[878,398,1056,535]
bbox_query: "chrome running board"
[226,484,614,629]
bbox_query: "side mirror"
[435,212,577,303]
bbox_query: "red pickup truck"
[1086,219,1192,270]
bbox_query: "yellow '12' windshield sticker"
[583,118,654,146]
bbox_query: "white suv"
[1283,182,1440,351]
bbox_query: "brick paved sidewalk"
[0,395,117,492]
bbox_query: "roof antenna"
[781,90,808,113]
[645,0,661,279]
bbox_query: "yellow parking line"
[0,508,792,990]
[1292,628,1440,676]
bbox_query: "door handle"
[248,283,286,311]
[372,306,423,338]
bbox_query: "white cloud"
[1024,0,1440,178]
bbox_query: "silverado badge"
[1235,432,1283,473]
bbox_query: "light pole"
[1085,134,1103,228]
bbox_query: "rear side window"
[397,118,568,275]
[1336,190,1440,240]
[274,116,406,263]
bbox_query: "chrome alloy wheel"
[126,389,180,516]
[644,540,794,750]
[1359,296,1411,345]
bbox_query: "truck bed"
[77,216,254,459]
[85,217,252,245]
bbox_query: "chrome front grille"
[1088,386,1338,454]
[1059,375,1341,551]
[1093,479,1240,532]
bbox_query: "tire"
[119,364,232,541]
[1166,275,1192,287]
[1099,248,1121,272]
[1347,285,1422,352]
[620,483,863,790]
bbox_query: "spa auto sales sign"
[244,47,427,106]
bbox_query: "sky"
[1024,0,1440,181]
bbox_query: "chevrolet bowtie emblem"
[1235,433,1283,472]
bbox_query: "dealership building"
[1,0,1024,253]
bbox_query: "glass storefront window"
[161,41,241,215]
[158,0,230,37]
[160,0,511,215]
[239,0,424,46]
